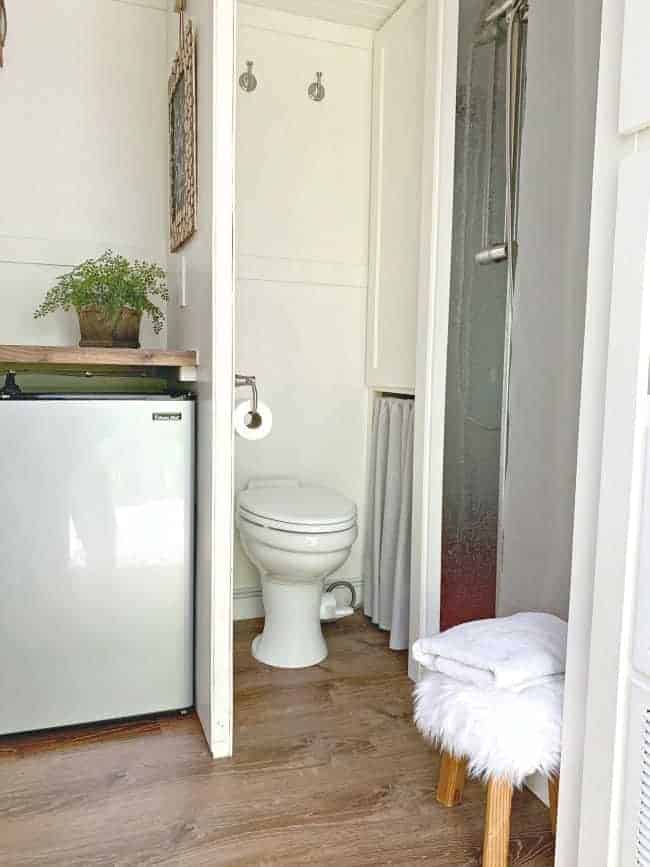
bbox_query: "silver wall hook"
[239,60,257,93]
[308,71,325,102]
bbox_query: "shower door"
[440,1,510,630]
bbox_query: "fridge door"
[0,398,194,734]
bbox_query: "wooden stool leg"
[436,751,467,807]
[548,775,559,836]
[483,777,513,867]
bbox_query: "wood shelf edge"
[0,345,198,369]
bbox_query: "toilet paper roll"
[234,399,273,440]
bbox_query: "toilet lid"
[238,485,356,532]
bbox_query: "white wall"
[234,6,372,616]
[165,0,229,749]
[497,0,601,620]
[0,0,169,348]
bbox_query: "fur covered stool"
[414,672,563,866]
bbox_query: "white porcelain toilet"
[237,480,358,668]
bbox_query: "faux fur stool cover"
[414,672,564,787]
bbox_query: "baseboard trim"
[233,577,364,621]
[233,586,265,621]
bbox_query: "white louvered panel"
[621,685,650,864]
[640,706,650,867]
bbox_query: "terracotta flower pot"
[77,306,143,349]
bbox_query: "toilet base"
[252,577,328,669]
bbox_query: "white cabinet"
[620,0,650,134]
[366,0,426,391]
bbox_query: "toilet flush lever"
[235,374,263,430]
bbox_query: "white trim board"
[112,0,168,10]
[408,0,459,679]
[557,1,629,863]
[238,253,367,288]
[234,577,364,621]
[205,0,236,759]
[233,585,266,621]
[0,236,167,269]
[575,150,650,866]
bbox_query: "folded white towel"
[411,612,567,689]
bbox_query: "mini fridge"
[0,394,195,735]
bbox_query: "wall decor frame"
[168,18,197,252]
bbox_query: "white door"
[195,0,236,759]
[574,150,650,865]
[560,0,650,859]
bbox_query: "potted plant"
[34,250,168,348]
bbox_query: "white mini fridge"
[0,394,195,735]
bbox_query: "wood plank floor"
[0,614,555,865]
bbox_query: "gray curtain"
[363,396,415,650]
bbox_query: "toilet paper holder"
[235,374,263,430]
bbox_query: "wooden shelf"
[0,344,198,370]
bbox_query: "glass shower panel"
[441,1,508,630]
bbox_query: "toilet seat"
[238,485,357,535]
[237,480,358,668]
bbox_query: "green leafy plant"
[34,250,168,334]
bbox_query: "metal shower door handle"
[475,243,508,265]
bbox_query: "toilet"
[237,480,358,668]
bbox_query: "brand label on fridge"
[152,412,182,422]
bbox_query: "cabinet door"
[366,0,426,390]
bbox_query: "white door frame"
[409,0,459,680]
[207,1,645,862]
[573,148,650,867]
[409,4,619,865]
[562,1,650,863]
[207,0,236,758]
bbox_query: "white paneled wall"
[0,0,169,348]
[234,5,372,616]
[237,6,371,288]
